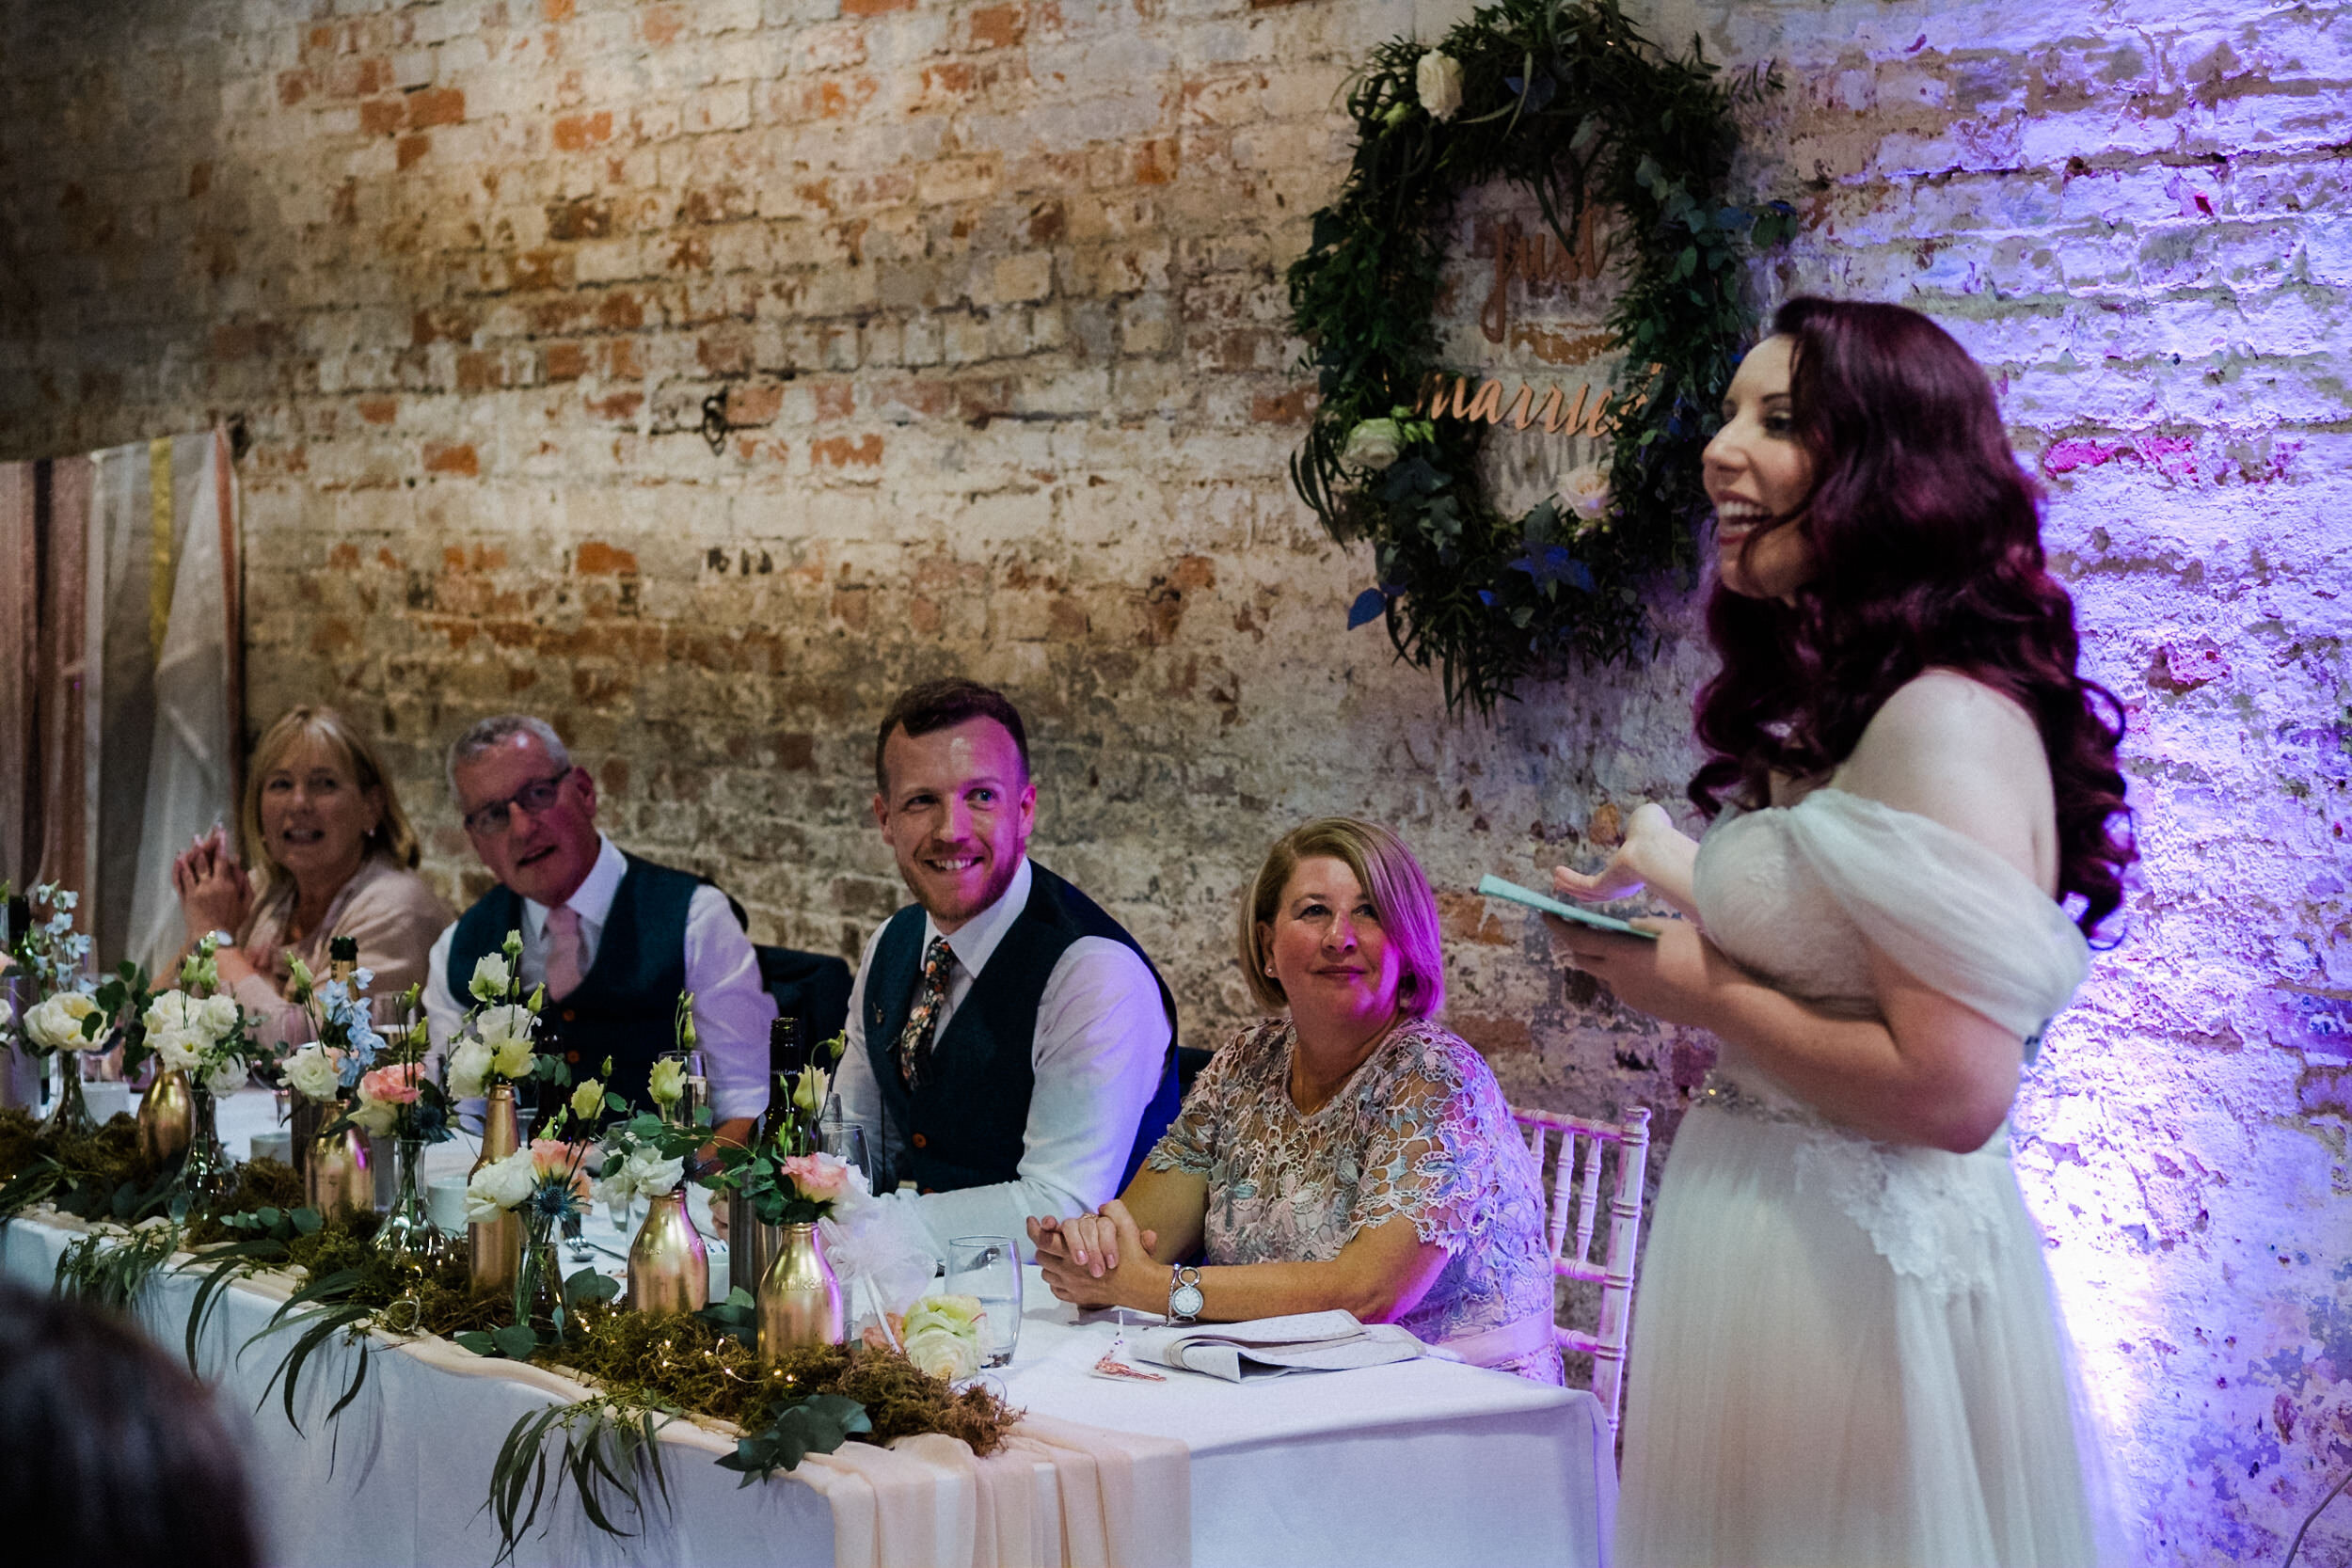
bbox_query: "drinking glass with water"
[946,1236,1022,1368]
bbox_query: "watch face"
[1171,1281,1205,1318]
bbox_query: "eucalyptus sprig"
[1287,0,1792,712]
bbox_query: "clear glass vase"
[178,1085,230,1203]
[514,1210,563,1336]
[39,1053,95,1138]
[375,1137,433,1267]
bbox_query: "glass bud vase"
[469,1085,522,1294]
[40,1053,96,1138]
[627,1184,709,1314]
[375,1137,433,1267]
[757,1221,844,1364]
[514,1211,563,1335]
[178,1085,230,1203]
[137,1069,195,1164]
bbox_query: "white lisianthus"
[448,1037,495,1101]
[284,1044,342,1102]
[791,1064,832,1121]
[26,990,100,1053]
[474,1004,537,1079]
[1560,462,1613,523]
[142,991,196,1039]
[155,1029,206,1074]
[593,1145,683,1210]
[647,1057,685,1109]
[569,1078,605,1122]
[205,1056,249,1098]
[0,997,12,1032]
[465,1148,538,1222]
[1416,50,1464,121]
[469,952,512,1003]
[490,1036,535,1081]
[1342,418,1405,471]
[199,993,244,1040]
[349,1095,398,1137]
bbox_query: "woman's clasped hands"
[1027,1200,1162,1312]
[171,824,253,943]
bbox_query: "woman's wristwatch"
[1168,1264,1203,1323]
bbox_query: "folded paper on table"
[1133,1309,1430,1382]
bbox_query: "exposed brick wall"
[2,1,2347,1559]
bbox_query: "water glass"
[946,1236,1022,1368]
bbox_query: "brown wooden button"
[564,1051,580,1065]
[911,1132,928,1148]
[562,1007,578,1022]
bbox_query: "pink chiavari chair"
[1507,1103,1652,1438]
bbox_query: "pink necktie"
[544,904,584,1001]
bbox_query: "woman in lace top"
[1029,819,1561,1384]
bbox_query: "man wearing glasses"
[421,714,773,1140]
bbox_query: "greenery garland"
[1286,0,1791,713]
[0,1114,1014,1563]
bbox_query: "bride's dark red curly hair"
[1689,297,2136,937]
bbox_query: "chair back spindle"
[1507,1103,1652,1438]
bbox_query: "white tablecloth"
[2,1091,1613,1567]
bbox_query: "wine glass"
[818,1120,870,1184]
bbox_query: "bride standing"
[1549,298,2134,1565]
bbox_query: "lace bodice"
[1688,787,2094,1299]
[1146,1016,1559,1379]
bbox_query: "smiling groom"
[834,679,1182,1260]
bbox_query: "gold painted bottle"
[628,1184,709,1314]
[137,1069,194,1164]
[469,1083,522,1292]
[756,1221,843,1363]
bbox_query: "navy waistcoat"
[863,863,1180,1196]
[444,853,703,1114]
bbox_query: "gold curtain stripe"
[148,436,174,661]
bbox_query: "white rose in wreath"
[1416,51,1464,121]
[1342,418,1405,472]
[25,990,100,1053]
[1559,463,1613,527]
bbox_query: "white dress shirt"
[423,834,775,1121]
[834,857,1174,1264]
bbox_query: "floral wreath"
[1285,0,1791,713]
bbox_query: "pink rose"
[780,1152,850,1203]
[358,1064,423,1105]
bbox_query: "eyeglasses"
[461,768,574,837]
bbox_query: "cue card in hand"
[1477,874,1661,941]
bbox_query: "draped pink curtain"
[0,455,94,899]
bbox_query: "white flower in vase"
[284,1043,342,1102]
[465,1148,538,1222]
[447,1037,495,1101]
[469,952,512,1003]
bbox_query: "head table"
[0,1089,1613,1568]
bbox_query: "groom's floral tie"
[895,937,955,1089]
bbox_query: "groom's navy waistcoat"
[445,853,700,1113]
[863,863,1181,1196]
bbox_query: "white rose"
[205,1056,249,1097]
[350,1095,398,1137]
[1560,462,1612,522]
[1342,418,1404,471]
[26,991,99,1052]
[284,1044,342,1102]
[469,953,512,1003]
[1416,51,1464,121]
[199,993,244,1041]
[903,1323,982,1382]
[465,1148,538,1222]
[448,1037,494,1101]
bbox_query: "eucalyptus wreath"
[1287,0,1792,713]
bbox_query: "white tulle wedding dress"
[1613,787,2121,1567]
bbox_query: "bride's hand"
[1552,802,1680,903]
[1547,917,1730,1029]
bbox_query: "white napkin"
[1133,1309,1431,1382]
